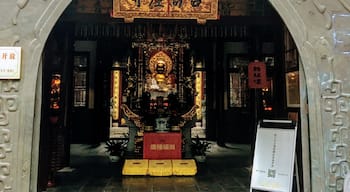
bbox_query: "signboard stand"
[250,119,297,192]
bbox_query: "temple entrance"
[3,0,350,190]
[38,1,306,191]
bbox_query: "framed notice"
[0,47,21,79]
[250,120,297,192]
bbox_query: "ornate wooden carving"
[112,0,219,24]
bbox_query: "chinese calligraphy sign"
[248,61,267,89]
[0,47,21,79]
[112,0,219,24]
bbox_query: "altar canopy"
[112,0,219,24]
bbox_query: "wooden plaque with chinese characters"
[248,61,267,89]
[112,0,219,24]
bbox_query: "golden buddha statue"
[147,50,175,92]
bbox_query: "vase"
[194,155,206,163]
[109,155,120,162]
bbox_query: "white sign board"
[250,120,297,192]
[0,47,21,79]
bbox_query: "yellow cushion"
[148,160,173,176]
[172,159,197,176]
[122,159,148,175]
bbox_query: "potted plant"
[105,139,128,162]
[190,136,211,162]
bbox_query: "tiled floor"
[46,142,252,192]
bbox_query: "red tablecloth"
[143,132,182,159]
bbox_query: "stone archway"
[270,1,350,191]
[0,1,72,192]
[0,0,349,191]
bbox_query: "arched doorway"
[0,0,347,191]
[37,1,309,191]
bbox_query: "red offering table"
[143,132,182,159]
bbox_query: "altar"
[109,31,206,158]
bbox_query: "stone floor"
[45,142,253,192]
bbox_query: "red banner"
[248,61,267,89]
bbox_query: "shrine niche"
[112,0,219,24]
[108,34,205,155]
[146,50,175,94]
[121,36,197,131]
